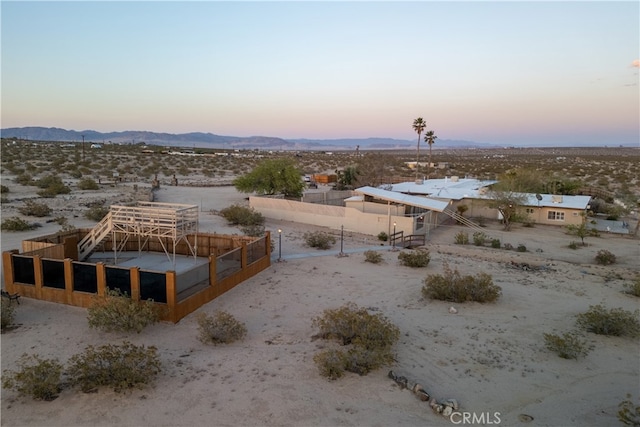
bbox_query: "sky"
[1,1,639,147]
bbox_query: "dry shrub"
[312,303,399,380]
[1,295,16,330]
[595,249,616,265]
[87,288,162,333]
[66,342,161,393]
[197,311,247,345]
[454,231,469,245]
[1,217,40,231]
[422,261,501,303]
[304,231,336,250]
[624,277,640,297]
[576,304,640,337]
[2,354,64,401]
[397,249,430,268]
[364,250,383,264]
[18,200,52,217]
[617,394,640,426]
[543,331,591,360]
[219,204,264,226]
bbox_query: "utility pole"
[81,135,85,160]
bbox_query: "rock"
[415,389,430,401]
[444,399,459,410]
[442,406,453,417]
[388,370,397,381]
[395,375,408,389]
[449,306,458,314]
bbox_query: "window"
[525,208,535,214]
[547,211,565,221]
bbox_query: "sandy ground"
[1,184,639,427]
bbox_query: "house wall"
[455,198,584,226]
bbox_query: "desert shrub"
[397,249,430,268]
[617,394,640,426]
[53,216,76,232]
[15,173,33,185]
[35,175,70,197]
[196,311,247,345]
[624,277,640,297]
[1,354,64,401]
[472,232,486,246]
[364,250,383,264]
[219,204,264,226]
[454,231,469,245]
[503,243,514,250]
[77,177,99,190]
[516,244,527,252]
[422,262,501,303]
[490,238,501,249]
[543,331,591,359]
[87,288,161,333]
[595,249,616,265]
[312,303,399,380]
[576,304,640,337]
[240,224,265,237]
[313,349,347,380]
[304,231,336,250]
[18,200,52,217]
[377,231,388,242]
[1,217,40,231]
[568,241,579,250]
[0,185,9,193]
[66,342,161,393]
[85,205,110,221]
[1,295,16,330]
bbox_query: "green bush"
[77,178,99,190]
[66,341,161,393]
[472,232,486,246]
[397,249,430,268]
[490,238,501,249]
[85,205,110,221]
[1,217,40,231]
[1,295,16,330]
[364,250,383,264]
[87,288,162,333]
[516,244,527,252]
[617,394,640,426]
[304,231,336,250]
[0,184,9,193]
[576,304,640,337]
[312,303,399,380]
[422,262,501,303]
[18,200,52,217]
[568,241,579,250]
[543,331,590,359]
[595,249,616,265]
[35,175,70,197]
[196,311,247,345]
[454,231,469,245]
[219,204,265,226]
[240,224,265,237]
[377,232,388,242]
[624,277,640,297]
[2,354,64,401]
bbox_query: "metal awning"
[354,186,450,212]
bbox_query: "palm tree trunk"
[415,133,421,182]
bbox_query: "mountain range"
[0,127,493,150]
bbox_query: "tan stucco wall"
[250,197,414,237]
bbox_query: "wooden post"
[241,242,248,269]
[33,255,44,299]
[63,258,74,304]
[2,251,17,293]
[209,255,217,297]
[165,271,177,323]
[96,262,106,297]
[130,267,140,301]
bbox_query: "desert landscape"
[1,144,639,427]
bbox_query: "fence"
[2,232,271,323]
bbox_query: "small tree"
[233,158,305,198]
[486,190,527,231]
[566,222,591,246]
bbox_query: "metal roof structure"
[390,178,498,200]
[354,186,450,212]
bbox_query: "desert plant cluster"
[87,288,163,333]
[312,303,400,380]
[196,311,247,345]
[397,248,431,268]
[303,231,336,250]
[421,262,501,303]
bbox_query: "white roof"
[354,186,450,212]
[521,193,591,210]
[391,178,498,200]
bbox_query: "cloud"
[632,59,640,68]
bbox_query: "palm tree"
[424,130,438,179]
[412,117,426,181]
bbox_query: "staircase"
[78,212,113,261]
[442,209,486,234]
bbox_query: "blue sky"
[1,1,638,146]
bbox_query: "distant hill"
[1,126,494,150]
